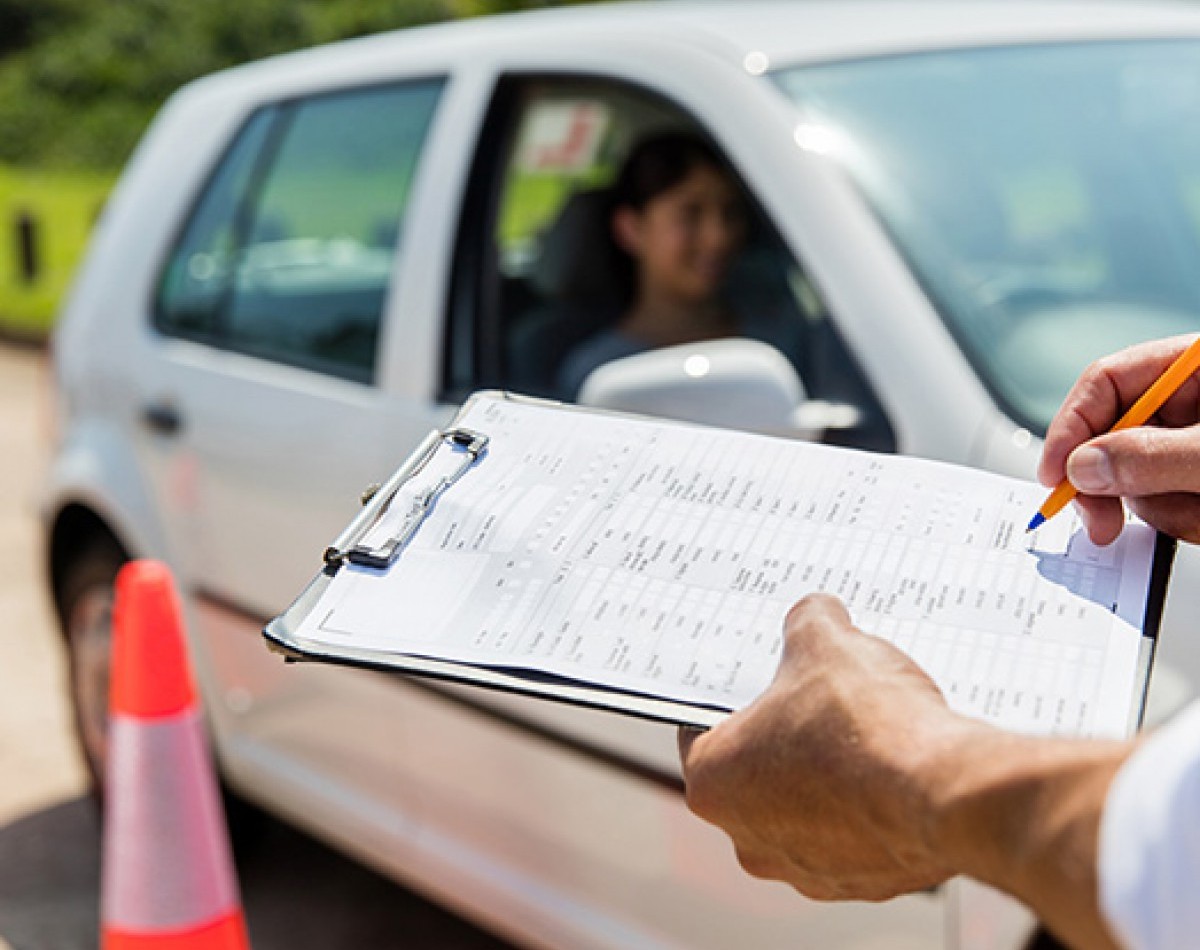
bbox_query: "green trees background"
[0,0,590,170]
[0,0,592,335]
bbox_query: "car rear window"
[156,78,444,384]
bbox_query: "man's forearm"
[921,721,1134,949]
[679,597,1146,948]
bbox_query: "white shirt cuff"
[1099,699,1200,950]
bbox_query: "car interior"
[482,80,895,451]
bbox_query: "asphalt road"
[0,342,510,950]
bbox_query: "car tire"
[55,535,265,853]
[56,533,125,794]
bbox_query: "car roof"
[476,0,1200,66]
[186,0,1200,101]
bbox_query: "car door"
[137,77,450,808]
[410,69,948,949]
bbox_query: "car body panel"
[42,418,168,567]
[46,4,1200,948]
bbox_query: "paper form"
[297,396,1160,739]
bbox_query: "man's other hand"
[677,593,965,900]
[678,594,1130,949]
[1039,334,1200,545]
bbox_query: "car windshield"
[776,40,1200,433]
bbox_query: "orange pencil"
[1028,335,1200,531]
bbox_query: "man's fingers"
[677,725,704,768]
[784,592,851,628]
[1067,426,1200,498]
[1039,335,1200,486]
[1130,494,1200,545]
[678,721,743,826]
[733,844,789,881]
[1071,495,1126,546]
[782,593,853,662]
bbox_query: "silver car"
[44,2,1200,947]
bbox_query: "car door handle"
[142,401,184,436]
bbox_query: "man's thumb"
[1067,426,1200,497]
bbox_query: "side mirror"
[577,338,860,438]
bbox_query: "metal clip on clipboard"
[322,427,489,572]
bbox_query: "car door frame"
[414,33,1010,782]
[438,40,998,458]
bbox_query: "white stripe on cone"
[101,708,241,932]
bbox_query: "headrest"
[529,187,624,303]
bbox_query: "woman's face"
[615,164,747,305]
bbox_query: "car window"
[777,41,1200,432]
[496,98,617,270]
[156,108,277,341]
[489,83,680,399]
[450,76,894,452]
[157,79,444,383]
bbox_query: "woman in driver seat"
[558,132,748,398]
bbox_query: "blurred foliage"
[0,0,600,336]
[0,0,599,170]
[0,165,114,335]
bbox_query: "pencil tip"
[1026,513,1045,532]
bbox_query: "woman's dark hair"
[604,131,736,304]
[612,131,731,211]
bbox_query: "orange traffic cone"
[101,560,250,950]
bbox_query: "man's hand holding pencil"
[680,334,1200,950]
[1037,334,1200,545]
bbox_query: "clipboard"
[265,392,732,727]
[264,390,1176,734]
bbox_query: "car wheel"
[54,537,266,850]
[56,535,125,793]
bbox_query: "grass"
[498,170,612,249]
[0,163,595,342]
[0,166,115,340]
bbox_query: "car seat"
[505,187,626,398]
